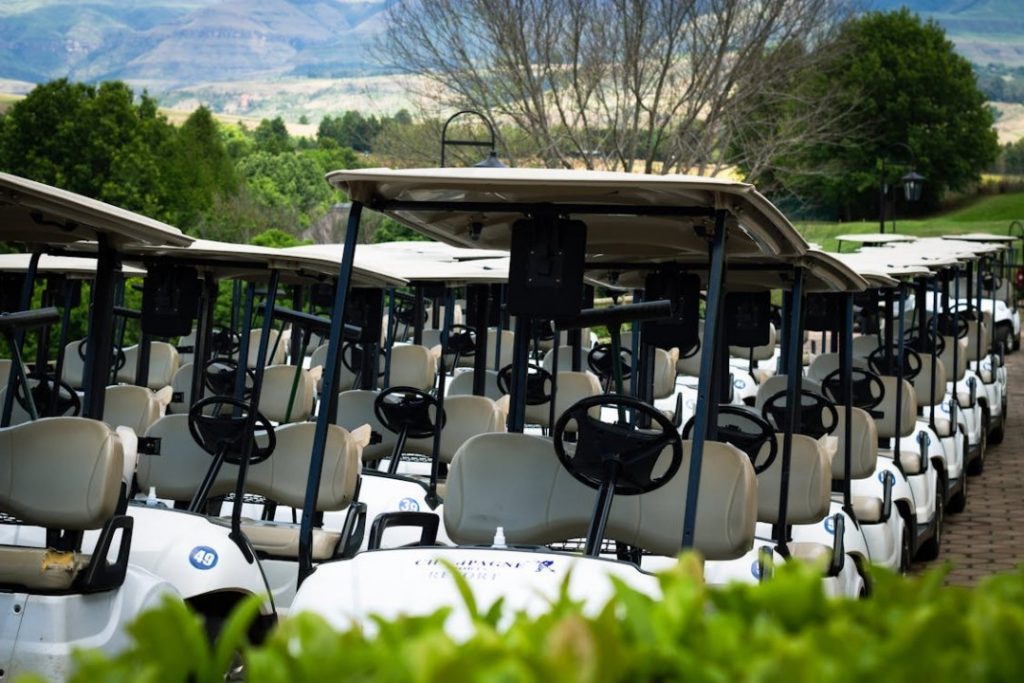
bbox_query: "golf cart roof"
[358,240,508,262]
[942,232,1018,245]
[857,245,960,271]
[834,233,917,247]
[830,252,916,284]
[918,237,1003,257]
[0,172,192,249]
[0,252,146,277]
[326,167,809,263]
[288,242,508,285]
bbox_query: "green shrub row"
[23,556,1024,682]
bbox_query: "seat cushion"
[880,449,922,475]
[240,520,340,561]
[788,541,833,567]
[852,495,883,523]
[0,546,90,591]
[932,417,952,438]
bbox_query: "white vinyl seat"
[137,414,239,502]
[757,433,831,525]
[909,355,948,412]
[405,395,505,464]
[258,364,317,424]
[236,423,363,560]
[104,384,163,436]
[176,329,197,366]
[753,374,824,413]
[964,320,990,363]
[448,369,504,401]
[335,389,394,462]
[625,347,680,399]
[873,376,922,475]
[247,328,287,368]
[938,335,967,383]
[60,338,88,389]
[542,346,577,373]
[444,433,756,560]
[832,408,883,523]
[309,343,360,393]
[729,323,777,361]
[117,342,180,390]
[0,417,123,590]
[169,363,193,414]
[676,321,704,377]
[852,335,880,361]
[524,371,602,429]
[382,345,437,392]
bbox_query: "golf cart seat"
[0,417,123,590]
[831,407,878,481]
[176,329,196,366]
[246,328,287,368]
[335,389,395,463]
[383,344,437,392]
[448,369,504,401]
[873,376,923,475]
[909,355,948,409]
[258,364,318,424]
[104,384,164,436]
[168,363,192,414]
[753,375,823,412]
[137,414,239,502]
[482,328,515,369]
[756,433,831,525]
[851,335,879,361]
[0,358,10,388]
[444,432,756,560]
[116,342,180,390]
[618,347,680,399]
[60,338,87,389]
[405,395,505,464]
[938,335,968,382]
[729,323,777,361]
[237,423,363,560]
[541,346,576,372]
[964,320,990,363]
[309,343,358,392]
[806,353,861,382]
[524,371,602,429]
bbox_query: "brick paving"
[916,341,1024,586]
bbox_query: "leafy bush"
[31,556,1024,682]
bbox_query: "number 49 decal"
[189,546,219,570]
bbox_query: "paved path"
[917,342,1024,585]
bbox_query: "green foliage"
[249,229,310,249]
[252,117,292,155]
[975,63,1024,104]
[47,556,1024,682]
[162,106,238,227]
[763,9,1000,218]
[1000,139,1024,175]
[235,151,335,229]
[370,217,432,244]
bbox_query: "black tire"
[1013,329,1021,352]
[899,525,913,575]
[989,400,1006,445]
[915,476,944,562]
[946,466,967,515]
[967,408,988,476]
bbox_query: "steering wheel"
[904,326,945,356]
[341,342,386,377]
[553,395,683,495]
[14,373,81,417]
[395,302,428,326]
[587,344,633,381]
[210,326,241,356]
[187,396,276,465]
[935,311,970,339]
[761,389,839,439]
[982,269,1003,293]
[867,345,922,379]
[445,324,477,356]
[373,387,445,438]
[679,338,701,360]
[681,405,777,474]
[76,339,126,371]
[531,319,555,343]
[202,357,256,399]
[820,367,885,412]
[497,363,553,405]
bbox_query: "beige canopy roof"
[288,242,508,285]
[326,167,809,264]
[0,253,146,277]
[835,233,917,248]
[0,172,192,249]
[943,232,1018,244]
[830,251,924,283]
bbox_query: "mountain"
[0,0,1020,122]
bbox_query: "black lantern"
[902,171,924,202]
[473,150,507,168]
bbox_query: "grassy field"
[796,191,1024,252]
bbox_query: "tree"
[164,106,237,227]
[1000,139,1024,175]
[253,117,292,155]
[774,9,1000,216]
[235,151,336,229]
[382,0,849,175]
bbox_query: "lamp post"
[440,110,505,168]
[877,144,924,234]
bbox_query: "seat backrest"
[259,364,317,424]
[245,423,360,511]
[335,389,394,461]
[874,376,917,439]
[753,374,823,412]
[169,362,193,414]
[0,417,123,529]
[309,343,357,392]
[176,329,197,366]
[806,353,840,382]
[851,335,879,361]
[247,328,287,368]
[622,347,680,399]
[542,346,576,372]
[756,433,830,524]
[675,321,705,377]
[137,414,238,502]
[384,344,437,391]
[104,384,162,435]
[938,335,967,382]
[117,342,180,390]
[832,407,878,480]
[448,369,504,401]
[524,371,602,428]
[910,355,948,408]
[0,358,11,389]
[729,323,777,361]
[964,320,990,363]
[443,432,756,560]
[485,328,515,369]
[405,395,506,463]
[61,338,87,389]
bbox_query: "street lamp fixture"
[902,171,924,202]
[878,144,925,234]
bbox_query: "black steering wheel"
[935,311,970,339]
[679,337,701,360]
[188,396,276,465]
[531,319,556,343]
[553,395,683,495]
[341,342,385,377]
[210,326,242,356]
[587,344,633,381]
[821,367,886,412]
[76,339,126,371]
[395,301,428,326]
[982,270,1003,293]
[373,386,445,438]
[681,405,778,474]
[445,324,477,357]
[905,326,945,356]
[203,357,256,399]
[497,363,553,405]
[14,373,81,417]
[761,389,839,439]
[867,345,922,379]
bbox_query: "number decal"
[189,545,219,570]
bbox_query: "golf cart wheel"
[989,403,1006,445]
[915,476,944,562]
[899,525,913,575]
[946,469,967,515]
[966,407,988,476]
